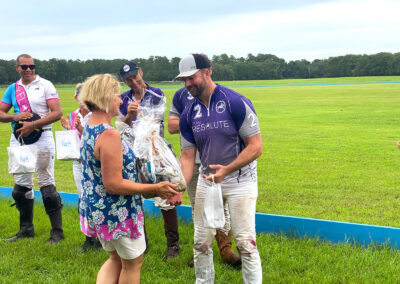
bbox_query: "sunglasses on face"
[19,65,36,70]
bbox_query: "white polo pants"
[193,178,262,284]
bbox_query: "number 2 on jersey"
[248,113,257,127]
[194,104,202,119]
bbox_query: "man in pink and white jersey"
[0,54,64,244]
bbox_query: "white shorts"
[100,236,146,260]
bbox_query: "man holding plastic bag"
[117,61,182,260]
[168,87,241,268]
[0,54,64,244]
[177,54,263,284]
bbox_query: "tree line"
[0,52,399,85]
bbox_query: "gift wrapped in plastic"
[117,94,186,198]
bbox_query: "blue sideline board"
[1,187,399,249]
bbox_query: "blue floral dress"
[79,124,144,241]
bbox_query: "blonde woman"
[78,74,177,283]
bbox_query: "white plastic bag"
[55,130,81,160]
[7,144,38,174]
[203,177,225,229]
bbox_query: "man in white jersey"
[177,54,263,284]
[0,54,64,244]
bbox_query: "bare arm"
[0,103,32,123]
[204,134,262,183]
[96,129,177,198]
[122,113,133,126]
[180,147,196,184]
[60,116,71,130]
[167,115,180,134]
[16,99,63,137]
[36,99,63,127]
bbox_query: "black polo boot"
[82,235,102,251]
[48,208,64,244]
[5,185,35,242]
[40,185,64,244]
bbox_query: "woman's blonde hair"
[79,74,120,112]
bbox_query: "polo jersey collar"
[17,75,40,87]
[194,83,221,105]
[127,82,150,101]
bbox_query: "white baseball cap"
[174,54,211,80]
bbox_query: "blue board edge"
[1,187,398,249]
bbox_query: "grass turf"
[2,76,400,282]
[1,199,400,283]
[1,76,400,229]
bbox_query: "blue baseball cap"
[120,61,140,81]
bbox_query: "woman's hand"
[166,192,183,206]
[155,181,178,199]
[60,116,71,130]
[74,115,83,133]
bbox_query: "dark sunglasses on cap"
[19,64,36,70]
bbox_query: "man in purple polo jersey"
[117,60,180,260]
[168,87,241,267]
[177,54,263,283]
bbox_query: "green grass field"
[1,199,400,283]
[1,76,400,228]
[1,76,400,283]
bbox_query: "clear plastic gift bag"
[118,94,186,198]
[7,143,38,174]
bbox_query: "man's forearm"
[180,149,196,184]
[35,110,62,128]
[122,113,134,125]
[168,116,180,134]
[181,158,194,184]
[224,135,262,175]
[0,111,15,123]
[168,123,179,134]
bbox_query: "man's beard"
[187,84,203,98]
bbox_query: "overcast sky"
[1,0,399,62]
